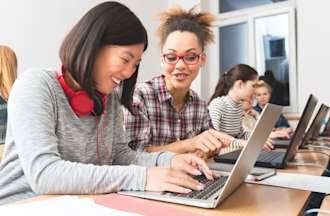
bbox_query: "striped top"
[208,95,250,148]
[0,96,7,144]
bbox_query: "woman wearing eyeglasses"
[123,7,234,159]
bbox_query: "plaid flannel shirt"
[123,75,211,151]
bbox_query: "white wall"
[296,0,330,113]
[168,0,200,10]
[119,0,168,82]
[0,0,97,73]
[0,0,167,82]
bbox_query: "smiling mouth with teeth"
[112,77,121,85]
[174,74,188,79]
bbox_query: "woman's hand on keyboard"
[270,129,291,139]
[171,153,214,180]
[145,154,214,193]
[262,138,274,151]
[145,166,205,193]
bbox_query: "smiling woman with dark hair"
[0,2,212,205]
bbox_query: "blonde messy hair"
[255,80,272,94]
[156,7,215,50]
[0,45,17,102]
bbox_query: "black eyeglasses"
[162,53,203,65]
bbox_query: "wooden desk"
[285,114,300,121]
[320,195,330,215]
[18,185,309,216]
[163,184,309,216]
[12,151,329,216]
[282,151,329,175]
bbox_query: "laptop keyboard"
[218,149,283,162]
[172,175,228,200]
[258,151,284,162]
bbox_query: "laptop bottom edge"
[118,191,218,208]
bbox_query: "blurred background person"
[259,70,289,106]
[242,99,290,139]
[254,80,292,137]
[0,45,18,161]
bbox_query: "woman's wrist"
[181,138,194,152]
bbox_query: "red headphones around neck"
[56,67,106,117]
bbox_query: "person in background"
[0,45,18,160]
[208,64,273,150]
[242,99,290,139]
[123,7,233,159]
[260,70,290,106]
[0,2,213,205]
[241,99,259,132]
[254,80,292,135]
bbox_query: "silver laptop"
[119,104,282,208]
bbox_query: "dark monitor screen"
[269,38,285,58]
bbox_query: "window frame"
[201,1,297,113]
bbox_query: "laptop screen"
[321,115,330,135]
[283,94,318,163]
[302,104,329,145]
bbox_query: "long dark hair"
[209,64,258,103]
[59,1,148,112]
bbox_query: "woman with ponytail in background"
[208,64,274,150]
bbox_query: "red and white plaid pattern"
[123,75,211,151]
